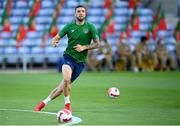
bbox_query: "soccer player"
[34,5,100,114]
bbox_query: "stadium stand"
[0,0,179,71]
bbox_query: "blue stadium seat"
[9,16,20,24]
[61,8,74,16]
[18,47,31,63]
[58,16,73,24]
[115,16,127,23]
[1,32,12,39]
[11,8,28,16]
[114,8,129,15]
[24,38,42,46]
[35,16,53,24]
[36,24,46,31]
[88,16,104,24]
[44,46,60,63]
[38,8,54,16]
[4,46,18,64]
[15,0,28,8]
[11,24,19,32]
[0,9,4,15]
[131,31,142,38]
[166,43,176,52]
[31,47,45,64]
[138,8,153,16]
[27,31,42,39]
[88,8,103,16]
[6,39,16,46]
[139,23,149,31]
[66,0,79,7]
[158,31,168,38]
[0,47,4,64]
[139,16,152,23]
[41,0,54,8]
[115,0,128,8]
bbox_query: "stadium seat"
[139,23,149,30]
[88,16,104,24]
[24,38,42,46]
[88,8,103,16]
[115,0,128,8]
[0,47,4,64]
[1,32,12,39]
[11,8,29,16]
[139,16,152,23]
[58,16,73,24]
[44,46,60,64]
[88,0,104,7]
[11,24,19,31]
[61,8,74,16]
[31,46,45,64]
[41,0,54,8]
[15,0,28,8]
[158,31,168,38]
[115,16,127,23]
[36,24,46,31]
[131,31,142,38]
[27,31,42,39]
[0,0,178,70]
[18,47,31,63]
[9,16,20,24]
[114,8,129,15]
[4,46,19,64]
[35,16,53,24]
[6,39,17,46]
[166,43,176,52]
[38,8,54,16]
[0,9,3,15]
[138,8,153,16]
[66,0,78,7]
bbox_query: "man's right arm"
[51,34,61,47]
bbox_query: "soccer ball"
[57,109,72,123]
[108,87,120,98]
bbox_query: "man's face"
[75,7,86,21]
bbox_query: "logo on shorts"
[83,28,89,34]
[67,61,71,65]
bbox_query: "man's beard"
[77,17,85,22]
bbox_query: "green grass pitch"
[0,71,180,125]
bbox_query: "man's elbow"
[96,42,100,48]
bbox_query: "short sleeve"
[58,24,69,38]
[90,24,99,40]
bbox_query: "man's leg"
[34,80,64,111]
[62,64,72,111]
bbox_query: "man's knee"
[63,78,71,85]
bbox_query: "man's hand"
[51,34,60,47]
[51,40,59,47]
[73,44,86,52]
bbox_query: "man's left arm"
[74,38,100,52]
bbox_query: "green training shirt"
[58,21,99,63]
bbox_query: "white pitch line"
[0,108,82,125]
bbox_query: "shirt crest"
[83,28,89,34]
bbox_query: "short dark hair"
[75,5,86,11]
[141,36,147,42]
